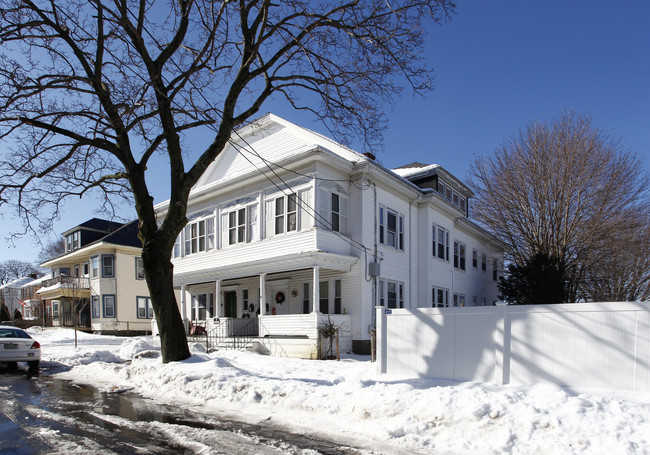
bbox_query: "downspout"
[371,179,378,329]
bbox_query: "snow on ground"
[28,327,650,455]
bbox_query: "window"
[493,258,498,281]
[59,267,70,276]
[73,231,79,249]
[435,226,450,261]
[83,263,89,276]
[380,279,404,309]
[103,295,116,318]
[74,265,80,277]
[379,207,385,244]
[472,296,478,306]
[302,283,310,314]
[52,301,59,317]
[472,249,478,269]
[91,296,100,318]
[432,287,449,307]
[137,296,153,319]
[223,204,258,246]
[135,257,145,280]
[453,293,465,307]
[319,281,329,314]
[91,256,99,278]
[481,253,487,271]
[379,207,404,250]
[334,280,342,314]
[184,217,215,255]
[192,293,213,320]
[318,189,348,234]
[265,194,300,237]
[454,241,466,271]
[102,254,115,278]
[173,235,181,258]
[331,193,347,233]
[242,289,249,310]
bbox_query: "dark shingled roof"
[99,220,142,248]
[62,217,124,236]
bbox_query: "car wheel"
[6,361,18,370]
[28,360,40,369]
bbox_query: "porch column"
[215,279,222,318]
[312,266,320,313]
[180,285,187,321]
[259,272,267,315]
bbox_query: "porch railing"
[42,275,90,290]
[189,317,260,351]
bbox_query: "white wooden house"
[155,114,504,358]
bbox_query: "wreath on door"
[275,291,285,304]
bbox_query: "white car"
[0,325,41,370]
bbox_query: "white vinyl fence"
[376,302,650,392]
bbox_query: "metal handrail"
[189,317,260,351]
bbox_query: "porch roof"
[173,251,358,285]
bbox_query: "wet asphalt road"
[0,362,370,455]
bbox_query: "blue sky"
[1,0,649,263]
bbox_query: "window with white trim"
[91,295,100,318]
[191,293,214,320]
[472,249,478,269]
[432,286,449,307]
[434,225,450,261]
[453,293,465,307]
[222,204,258,246]
[318,188,348,234]
[184,216,215,255]
[265,193,301,237]
[481,253,487,271]
[453,241,466,271]
[135,257,145,280]
[378,279,405,308]
[302,283,310,314]
[379,206,404,250]
[493,258,498,281]
[91,256,100,278]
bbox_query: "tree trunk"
[142,240,190,363]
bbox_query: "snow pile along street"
[31,327,650,454]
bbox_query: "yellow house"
[39,218,159,335]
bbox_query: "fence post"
[376,306,388,374]
[494,302,508,385]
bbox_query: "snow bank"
[30,327,650,454]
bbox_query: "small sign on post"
[384,309,392,315]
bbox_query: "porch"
[187,313,352,359]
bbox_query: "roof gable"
[194,114,363,190]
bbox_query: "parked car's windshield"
[0,328,31,339]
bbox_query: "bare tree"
[0,0,455,362]
[37,238,65,264]
[0,259,38,284]
[581,209,650,302]
[469,111,649,303]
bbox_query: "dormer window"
[65,230,81,252]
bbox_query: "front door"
[225,291,237,318]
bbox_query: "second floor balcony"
[36,275,91,300]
